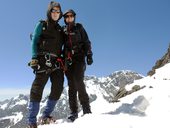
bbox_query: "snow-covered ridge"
[152,63,170,80]
[0,112,23,125]
[0,70,143,128]
[37,63,170,128]
[0,103,8,110]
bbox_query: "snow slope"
[38,63,170,128]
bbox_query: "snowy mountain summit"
[38,64,170,128]
[1,66,170,128]
[0,70,142,128]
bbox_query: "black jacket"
[63,23,92,61]
[38,20,64,57]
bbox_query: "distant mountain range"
[0,70,143,128]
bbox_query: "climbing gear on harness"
[45,54,52,67]
[66,50,72,65]
[36,68,56,75]
[30,52,66,74]
[66,57,72,66]
[28,59,40,70]
[63,23,86,63]
[57,57,66,72]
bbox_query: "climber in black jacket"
[62,9,93,122]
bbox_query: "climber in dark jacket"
[63,9,93,122]
[28,1,64,128]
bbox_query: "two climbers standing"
[28,1,93,127]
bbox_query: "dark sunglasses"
[51,9,60,13]
[65,15,74,18]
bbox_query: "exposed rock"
[148,44,170,76]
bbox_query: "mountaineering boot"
[27,124,37,128]
[40,99,57,124]
[82,104,92,115]
[28,102,40,127]
[83,107,92,114]
[68,112,78,122]
[39,116,56,125]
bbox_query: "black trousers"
[65,61,90,113]
[30,69,64,102]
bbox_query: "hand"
[86,54,93,65]
[28,59,40,70]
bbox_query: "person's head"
[47,1,62,22]
[63,9,76,25]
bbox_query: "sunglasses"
[51,9,60,13]
[65,15,74,18]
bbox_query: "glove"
[28,59,40,70]
[86,54,93,65]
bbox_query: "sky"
[0,0,170,100]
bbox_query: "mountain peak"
[107,70,143,87]
[109,70,143,77]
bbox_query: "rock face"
[147,44,170,76]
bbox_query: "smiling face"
[64,12,75,24]
[50,6,61,21]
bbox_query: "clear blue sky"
[0,0,170,100]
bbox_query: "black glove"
[86,54,93,65]
[28,59,40,70]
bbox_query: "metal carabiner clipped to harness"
[45,54,52,67]
[55,61,60,69]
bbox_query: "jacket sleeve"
[31,22,43,59]
[79,24,93,56]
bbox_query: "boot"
[28,102,40,126]
[82,104,92,115]
[27,124,37,128]
[68,112,78,122]
[38,116,56,125]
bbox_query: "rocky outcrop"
[112,85,146,102]
[147,44,170,76]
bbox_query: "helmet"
[63,9,76,18]
[47,1,63,21]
